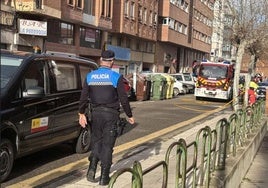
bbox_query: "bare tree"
[226,0,268,110]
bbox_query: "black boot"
[86,157,99,182]
[99,166,111,186]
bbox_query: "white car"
[172,78,188,96]
[170,73,195,93]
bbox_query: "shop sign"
[0,11,15,26]
[16,0,34,11]
[19,19,47,36]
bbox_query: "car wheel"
[173,88,179,96]
[0,139,14,183]
[75,127,91,153]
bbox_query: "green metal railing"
[108,100,265,188]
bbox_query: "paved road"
[1,95,231,187]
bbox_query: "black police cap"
[101,50,115,61]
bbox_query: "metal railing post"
[216,118,229,170]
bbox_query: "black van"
[0,50,98,182]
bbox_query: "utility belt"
[92,107,127,137]
[91,106,128,137]
[92,106,119,115]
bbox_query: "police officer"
[78,50,135,186]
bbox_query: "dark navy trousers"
[90,108,119,167]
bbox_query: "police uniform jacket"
[79,67,132,118]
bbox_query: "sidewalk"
[33,109,267,188]
[41,109,234,188]
[240,132,268,188]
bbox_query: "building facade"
[1,0,112,63]
[211,0,236,62]
[110,0,158,74]
[157,0,214,73]
[1,0,215,75]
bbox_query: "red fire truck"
[194,60,234,100]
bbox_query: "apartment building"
[1,0,110,63]
[1,0,215,75]
[157,0,214,73]
[211,0,236,62]
[110,0,158,74]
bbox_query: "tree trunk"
[233,40,247,111]
[249,54,256,77]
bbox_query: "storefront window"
[80,26,101,49]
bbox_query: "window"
[101,0,105,16]
[51,61,77,91]
[101,0,112,18]
[136,41,140,51]
[175,75,183,81]
[154,13,157,25]
[143,42,147,52]
[126,38,131,48]
[47,20,74,45]
[80,27,101,49]
[169,18,175,29]
[35,0,42,9]
[23,61,45,94]
[183,2,188,12]
[138,5,142,21]
[67,0,74,6]
[184,25,188,35]
[84,0,94,15]
[177,23,182,32]
[124,0,129,17]
[77,0,83,9]
[117,36,122,46]
[60,22,74,45]
[130,2,135,19]
[143,8,147,24]
[149,11,153,25]
[107,0,111,17]
[161,17,169,25]
[148,42,153,53]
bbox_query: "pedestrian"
[78,50,135,186]
[248,78,258,106]
[248,87,257,106]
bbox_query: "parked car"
[170,73,195,93]
[256,82,268,100]
[122,76,136,100]
[183,73,195,83]
[257,82,268,89]
[172,78,188,96]
[0,50,98,182]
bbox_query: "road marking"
[175,104,215,112]
[173,99,229,112]
[8,104,229,188]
